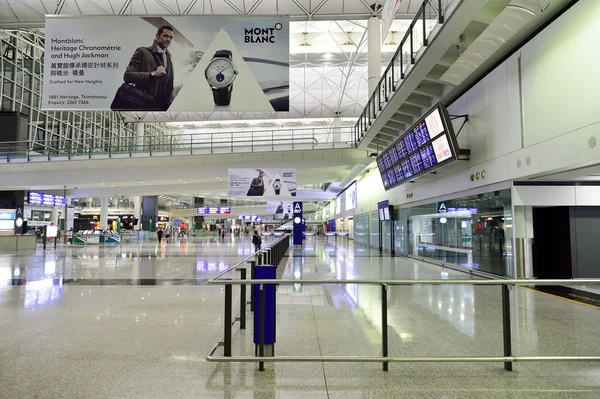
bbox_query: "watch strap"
[213,85,232,106]
[214,50,232,59]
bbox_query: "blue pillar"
[293,202,303,245]
[253,265,276,348]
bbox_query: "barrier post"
[502,284,513,371]
[240,268,247,329]
[254,265,276,370]
[248,260,256,311]
[224,281,232,357]
[381,284,389,371]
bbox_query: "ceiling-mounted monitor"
[376,103,459,190]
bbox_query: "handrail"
[207,278,600,286]
[206,272,600,372]
[0,126,356,161]
[209,235,289,282]
[354,0,450,144]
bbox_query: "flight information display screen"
[376,103,459,190]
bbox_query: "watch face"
[206,58,236,88]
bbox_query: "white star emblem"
[275,23,283,30]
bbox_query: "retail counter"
[0,235,37,251]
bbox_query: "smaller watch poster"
[228,169,296,198]
[42,16,289,112]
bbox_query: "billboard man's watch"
[205,50,237,106]
[273,179,282,195]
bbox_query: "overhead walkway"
[0,127,356,164]
[356,0,574,153]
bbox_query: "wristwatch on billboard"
[273,179,282,195]
[205,50,237,106]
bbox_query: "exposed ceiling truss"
[0,0,424,27]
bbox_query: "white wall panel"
[574,186,600,206]
[513,186,576,206]
[521,0,600,148]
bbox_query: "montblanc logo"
[245,23,283,43]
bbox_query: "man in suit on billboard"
[113,25,175,111]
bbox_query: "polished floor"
[0,235,598,398]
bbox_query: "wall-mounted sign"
[377,200,390,221]
[197,207,230,215]
[28,192,66,207]
[228,169,296,197]
[376,103,459,190]
[42,16,289,113]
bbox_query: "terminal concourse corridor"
[0,236,599,398]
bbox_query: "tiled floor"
[0,236,598,398]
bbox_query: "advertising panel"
[345,182,358,212]
[228,169,296,197]
[42,16,289,112]
[267,201,294,220]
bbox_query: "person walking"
[252,230,262,252]
[157,228,163,244]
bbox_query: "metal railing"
[354,0,451,143]
[207,236,290,364]
[206,274,600,371]
[0,127,356,163]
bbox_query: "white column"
[50,207,59,225]
[100,197,109,231]
[367,16,382,96]
[133,196,141,230]
[136,123,144,150]
[333,116,342,147]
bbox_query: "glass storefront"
[352,189,514,277]
[369,212,379,248]
[406,189,513,277]
[353,213,370,247]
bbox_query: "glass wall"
[405,189,513,277]
[369,211,379,248]
[353,213,370,247]
[382,220,392,252]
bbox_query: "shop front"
[403,189,513,277]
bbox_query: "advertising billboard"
[344,182,358,212]
[267,201,294,220]
[228,169,296,197]
[42,16,289,112]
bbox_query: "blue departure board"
[420,145,437,168]
[383,153,392,169]
[375,104,458,190]
[409,153,424,173]
[394,165,404,182]
[413,122,430,147]
[403,132,418,154]
[401,159,413,178]
[389,146,399,164]
[395,140,407,158]
[28,192,66,207]
[387,170,397,185]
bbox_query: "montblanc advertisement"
[228,169,296,197]
[42,16,289,112]
[267,201,294,220]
